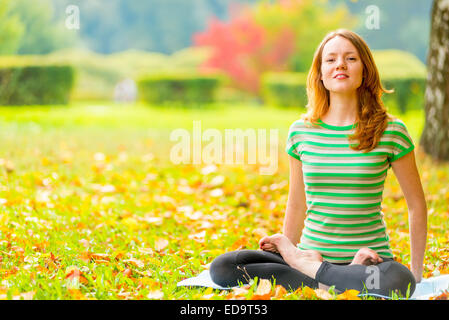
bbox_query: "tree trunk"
[419,0,449,161]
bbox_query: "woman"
[209,29,427,298]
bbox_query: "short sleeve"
[285,120,303,161]
[388,119,415,163]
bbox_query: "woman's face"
[320,36,364,94]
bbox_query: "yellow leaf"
[12,290,35,300]
[147,290,164,299]
[231,285,250,299]
[273,285,288,299]
[251,279,272,300]
[155,238,169,251]
[122,217,140,230]
[188,230,206,242]
[337,289,361,300]
[314,288,333,300]
[90,253,111,261]
[68,289,88,300]
[302,286,316,299]
[123,258,145,269]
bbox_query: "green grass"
[0,102,446,300]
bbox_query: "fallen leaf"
[12,290,35,300]
[155,239,169,251]
[337,289,361,300]
[137,247,154,256]
[147,290,164,299]
[251,279,272,300]
[68,289,88,300]
[123,268,132,277]
[123,258,145,269]
[301,286,317,299]
[90,253,111,261]
[65,266,89,288]
[273,285,288,299]
[188,231,206,242]
[314,288,333,300]
[229,285,250,299]
[430,290,449,300]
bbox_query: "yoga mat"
[177,270,449,300]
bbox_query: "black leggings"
[210,249,416,297]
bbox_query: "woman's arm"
[283,156,308,245]
[391,150,428,283]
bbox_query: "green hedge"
[0,65,75,105]
[261,72,308,108]
[137,73,222,106]
[374,50,427,113]
[381,76,426,114]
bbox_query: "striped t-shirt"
[285,117,415,263]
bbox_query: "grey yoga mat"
[177,270,449,300]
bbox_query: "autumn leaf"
[188,230,206,243]
[314,288,333,300]
[65,266,89,289]
[301,286,317,299]
[200,287,215,300]
[155,238,169,252]
[123,258,145,269]
[68,289,89,300]
[227,285,251,300]
[273,285,288,299]
[430,290,449,300]
[90,253,111,261]
[251,279,272,300]
[337,289,361,300]
[123,268,132,277]
[230,238,249,251]
[147,290,164,299]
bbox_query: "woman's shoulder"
[385,114,408,130]
[288,114,319,130]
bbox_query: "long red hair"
[302,29,394,152]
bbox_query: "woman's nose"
[336,58,347,70]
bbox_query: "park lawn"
[0,102,447,300]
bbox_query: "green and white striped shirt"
[285,117,415,263]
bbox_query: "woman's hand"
[258,234,284,253]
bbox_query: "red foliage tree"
[193,11,296,94]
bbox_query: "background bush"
[374,50,427,113]
[137,73,222,106]
[261,72,308,108]
[0,65,74,105]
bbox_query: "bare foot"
[350,248,383,266]
[261,234,323,279]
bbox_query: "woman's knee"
[378,261,416,297]
[209,251,241,286]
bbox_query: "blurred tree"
[419,0,449,160]
[252,0,356,72]
[9,0,78,54]
[0,0,25,54]
[51,0,257,54]
[194,0,355,94]
[194,13,292,93]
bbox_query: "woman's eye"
[326,57,356,62]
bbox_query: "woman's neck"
[322,92,358,125]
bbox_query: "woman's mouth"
[334,74,349,79]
